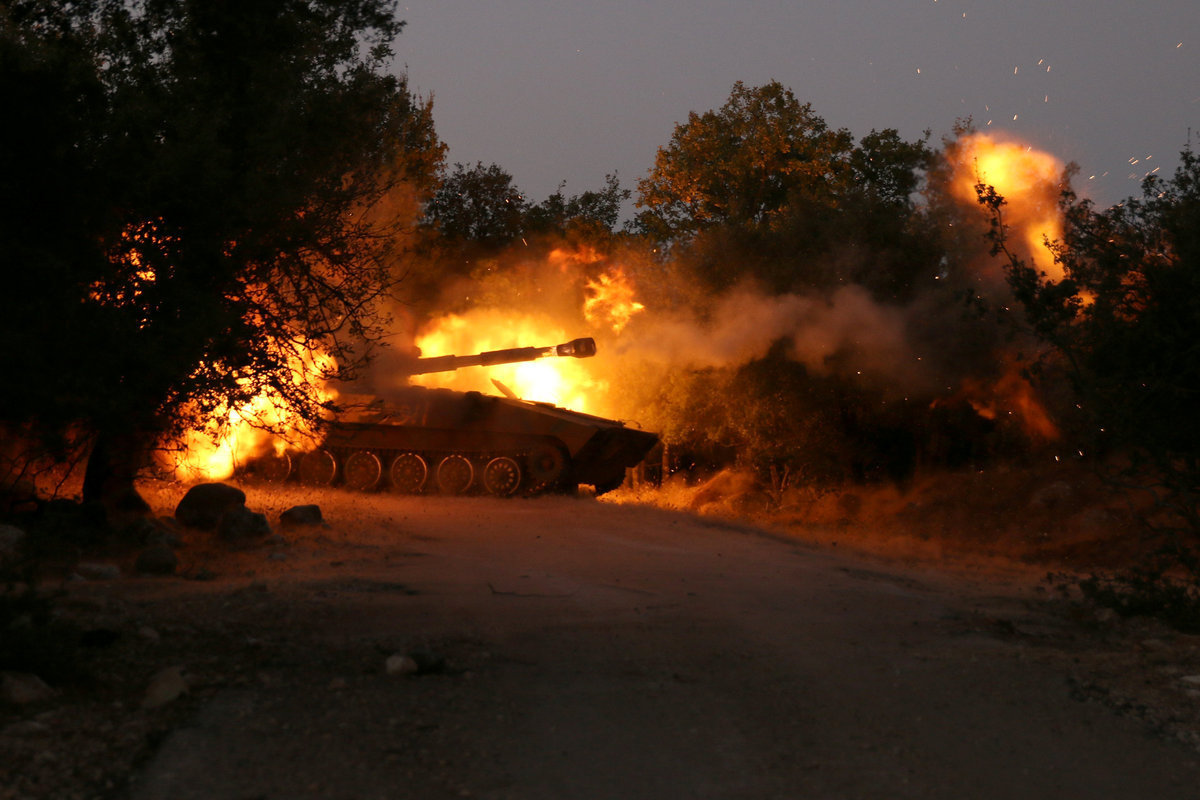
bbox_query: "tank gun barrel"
[410,337,597,375]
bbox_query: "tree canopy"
[422,164,631,246]
[524,173,631,237]
[0,0,444,499]
[421,161,528,246]
[633,81,933,296]
[636,81,854,238]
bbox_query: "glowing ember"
[89,219,172,324]
[950,133,1066,279]
[584,268,645,333]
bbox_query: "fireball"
[951,133,1066,280]
[584,267,645,333]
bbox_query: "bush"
[1075,544,1200,633]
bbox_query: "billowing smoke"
[616,284,934,395]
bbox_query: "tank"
[241,338,659,496]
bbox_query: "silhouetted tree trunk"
[81,431,150,526]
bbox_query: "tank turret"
[241,337,657,497]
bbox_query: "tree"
[983,143,1200,537]
[0,0,444,512]
[524,173,631,237]
[635,80,855,240]
[421,161,528,246]
[633,81,934,296]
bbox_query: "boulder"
[279,504,323,528]
[74,562,122,581]
[217,506,272,543]
[385,649,445,677]
[385,654,419,676]
[142,666,189,709]
[175,483,246,529]
[116,514,182,549]
[1,672,56,705]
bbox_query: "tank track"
[241,442,573,497]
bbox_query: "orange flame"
[412,311,606,413]
[959,361,1059,441]
[97,221,343,483]
[951,133,1066,279]
[169,347,338,482]
[548,244,603,272]
[584,267,645,333]
[409,246,648,417]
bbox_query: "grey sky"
[395,1,1198,210]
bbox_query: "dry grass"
[609,460,1163,575]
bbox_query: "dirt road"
[67,490,1200,798]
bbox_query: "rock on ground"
[217,506,272,543]
[174,483,246,530]
[279,504,323,528]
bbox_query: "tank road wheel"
[483,456,522,497]
[258,452,293,483]
[343,451,383,491]
[526,444,567,488]
[436,454,475,495]
[389,452,428,494]
[245,452,291,483]
[298,449,337,486]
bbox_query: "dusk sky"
[394,1,1198,214]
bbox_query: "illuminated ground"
[6,483,1200,799]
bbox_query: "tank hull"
[243,386,658,496]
